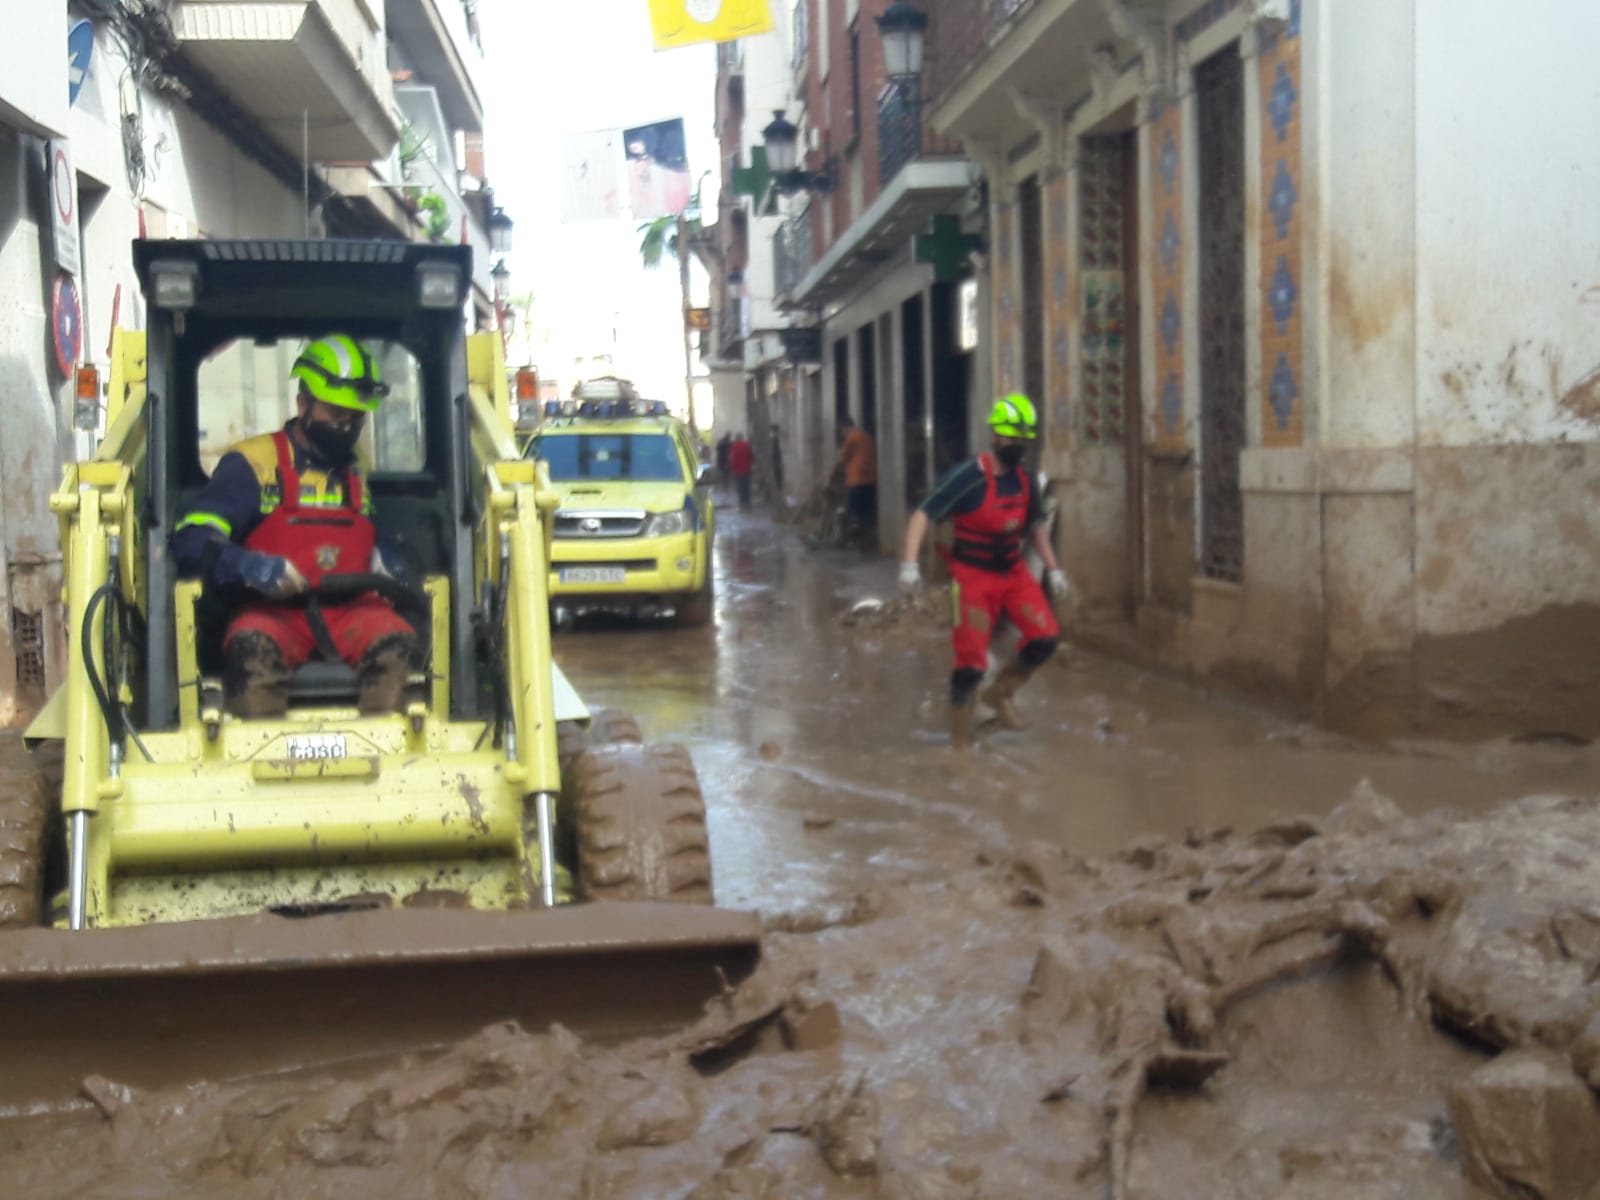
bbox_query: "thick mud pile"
[3,787,1598,1199]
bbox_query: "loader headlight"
[150,260,200,310]
[416,262,462,309]
[644,509,690,538]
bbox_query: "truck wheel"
[569,743,712,905]
[0,733,56,929]
[674,573,714,628]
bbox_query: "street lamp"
[490,257,511,303]
[877,1,928,84]
[761,110,835,195]
[487,205,514,256]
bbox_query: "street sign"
[68,20,95,108]
[685,306,711,331]
[49,140,81,277]
[781,327,822,364]
[51,273,83,378]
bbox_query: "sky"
[478,0,720,405]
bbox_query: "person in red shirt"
[899,395,1070,750]
[727,431,755,511]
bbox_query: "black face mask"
[302,417,362,463]
[995,443,1028,469]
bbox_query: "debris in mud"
[838,589,947,630]
[4,790,1599,1200]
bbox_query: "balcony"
[174,0,398,161]
[876,80,963,189]
[386,0,485,133]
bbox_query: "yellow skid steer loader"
[0,240,757,1114]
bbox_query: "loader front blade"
[0,903,760,1115]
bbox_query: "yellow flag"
[647,0,775,49]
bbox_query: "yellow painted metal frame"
[37,325,577,927]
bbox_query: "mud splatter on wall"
[1258,0,1304,446]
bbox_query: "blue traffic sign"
[68,20,94,108]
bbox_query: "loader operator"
[898,394,1070,751]
[171,334,418,717]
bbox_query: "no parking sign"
[49,140,81,277]
[51,273,82,379]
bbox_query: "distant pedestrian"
[835,415,877,547]
[728,432,754,511]
[770,423,784,494]
[715,433,732,487]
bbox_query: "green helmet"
[987,393,1038,439]
[291,334,389,414]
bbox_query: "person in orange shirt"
[835,415,877,547]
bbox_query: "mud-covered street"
[2,510,1597,1199]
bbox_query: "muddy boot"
[980,663,1034,732]
[950,700,976,752]
[357,633,416,715]
[223,631,292,718]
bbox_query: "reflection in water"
[552,510,1599,913]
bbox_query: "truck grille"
[554,510,647,539]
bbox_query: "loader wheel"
[0,733,54,929]
[569,743,713,905]
[556,707,643,775]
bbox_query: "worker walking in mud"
[170,334,418,717]
[899,394,1070,750]
[835,414,878,548]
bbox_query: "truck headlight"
[644,509,690,538]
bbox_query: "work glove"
[239,551,308,600]
[898,560,922,595]
[1045,568,1071,602]
[370,546,392,579]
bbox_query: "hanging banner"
[647,0,774,50]
[561,129,623,223]
[623,117,691,219]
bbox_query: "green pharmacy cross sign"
[730,146,778,216]
[915,215,981,283]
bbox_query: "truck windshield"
[537,433,682,482]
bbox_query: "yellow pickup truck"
[531,397,714,626]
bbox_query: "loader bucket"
[0,903,760,1116]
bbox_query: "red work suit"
[946,454,1059,674]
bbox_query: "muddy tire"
[569,742,712,904]
[674,573,714,628]
[556,707,643,775]
[0,734,56,929]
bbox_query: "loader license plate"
[561,566,626,585]
[284,733,349,761]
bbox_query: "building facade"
[921,0,1600,740]
[0,0,503,724]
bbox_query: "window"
[535,433,685,483]
[196,337,426,476]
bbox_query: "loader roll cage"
[133,240,486,729]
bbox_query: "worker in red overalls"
[899,395,1071,750]
[171,334,417,716]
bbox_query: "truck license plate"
[284,733,349,761]
[561,567,626,585]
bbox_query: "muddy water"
[556,509,1599,913]
[1,508,1597,1198]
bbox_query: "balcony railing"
[877,80,966,189]
[922,0,1033,110]
[774,207,814,298]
